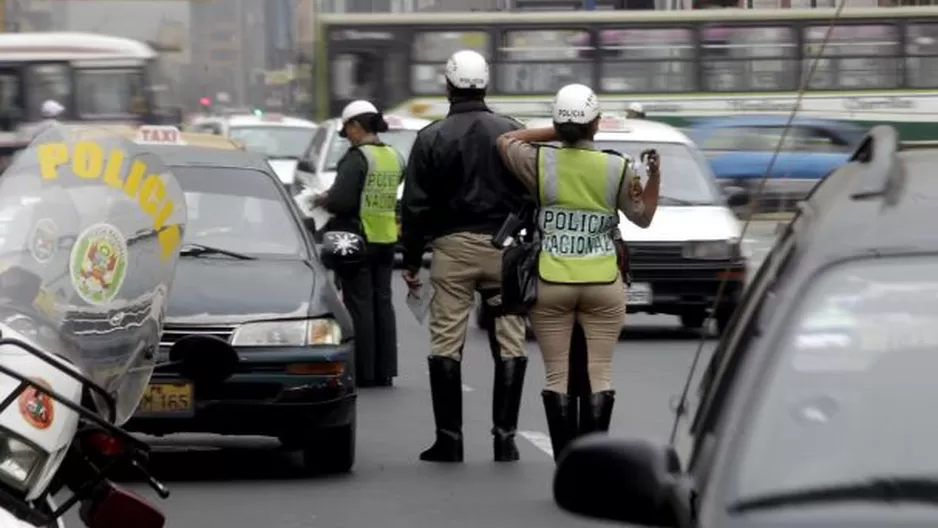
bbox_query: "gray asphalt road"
[62,222,780,528]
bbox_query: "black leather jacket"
[400,98,533,271]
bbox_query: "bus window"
[25,64,71,121]
[75,69,147,118]
[497,29,592,94]
[702,26,796,92]
[599,28,693,93]
[0,72,21,131]
[906,23,938,87]
[412,31,490,95]
[803,25,900,90]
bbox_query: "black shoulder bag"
[500,202,539,316]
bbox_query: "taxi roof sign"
[136,126,186,145]
[384,115,404,128]
[598,116,630,132]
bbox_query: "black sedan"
[125,146,357,474]
[554,126,938,526]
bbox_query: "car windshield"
[174,166,304,258]
[594,141,722,204]
[732,255,938,502]
[229,126,316,158]
[695,126,856,154]
[324,129,419,171]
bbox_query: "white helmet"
[552,84,600,125]
[444,50,489,90]
[41,99,65,119]
[341,100,379,124]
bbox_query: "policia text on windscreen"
[315,100,403,387]
[400,50,534,464]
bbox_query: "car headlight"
[682,240,738,260]
[0,429,46,492]
[230,319,342,347]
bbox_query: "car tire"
[300,412,356,475]
[680,311,707,330]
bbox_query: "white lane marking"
[519,430,553,458]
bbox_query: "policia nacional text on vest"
[358,144,402,244]
[536,146,624,284]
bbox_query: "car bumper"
[126,342,356,438]
[627,260,747,315]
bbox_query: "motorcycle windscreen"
[0,125,187,425]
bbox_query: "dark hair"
[445,81,485,102]
[352,112,389,134]
[554,122,593,145]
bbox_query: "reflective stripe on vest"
[536,147,624,284]
[358,144,402,244]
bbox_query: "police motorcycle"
[0,125,238,528]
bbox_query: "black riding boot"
[492,357,527,462]
[541,391,579,462]
[420,356,464,463]
[579,390,616,435]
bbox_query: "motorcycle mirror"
[169,334,239,384]
[80,483,165,528]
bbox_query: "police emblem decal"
[69,223,128,306]
[29,218,58,264]
[18,379,54,430]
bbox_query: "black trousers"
[337,243,398,385]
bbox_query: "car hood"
[269,158,298,184]
[620,205,741,242]
[165,258,318,325]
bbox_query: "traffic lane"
[743,218,782,273]
[67,295,712,527]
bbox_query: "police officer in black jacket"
[400,50,534,464]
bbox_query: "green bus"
[315,6,938,139]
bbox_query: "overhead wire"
[668,0,851,445]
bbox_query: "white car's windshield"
[325,129,419,171]
[734,255,938,501]
[595,141,722,204]
[176,167,304,258]
[229,126,316,158]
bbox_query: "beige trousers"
[529,278,625,393]
[429,232,527,361]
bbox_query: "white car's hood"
[269,159,299,184]
[620,206,740,242]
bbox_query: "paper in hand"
[405,269,433,324]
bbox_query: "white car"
[295,114,431,201]
[482,116,748,334]
[186,113,318,186]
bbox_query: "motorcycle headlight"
[0,429,46,492]
[682,240,738,260]
[230,319,343,347]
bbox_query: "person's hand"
[640,149,660,174]
[401,269,421,292]
[311,192,328,207]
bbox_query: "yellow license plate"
[137,383,194,415]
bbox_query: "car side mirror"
[297,159,314,173]
[319,230,366,271]
[80,483,165,528]
[169,335,239,384]
[725,188,749,208]
[554,435,682,527]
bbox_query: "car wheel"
[300,412,356,475]
[680,311,706,330]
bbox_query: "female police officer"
[496,83,661,460]
[314,100,403,387]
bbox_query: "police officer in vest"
[314,100,402,387]
[496,83,661,460]
[401,50,532,463]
